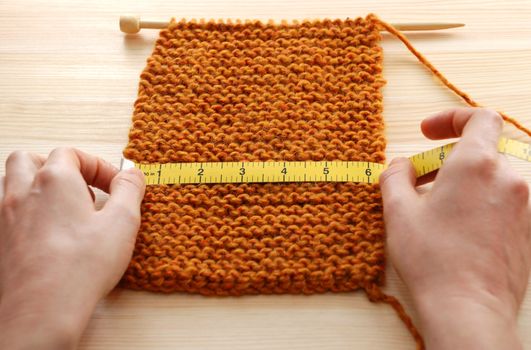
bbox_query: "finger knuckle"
[507,176,529,203]
[118,171,144,191]
[2,193,22,209]
[466,151,498,176]
[6,150,30,165]
[34,166,65,185]
[112,203,141,223]
[49,146,76,157]
[475,108,503,127]
[382,193,402,211]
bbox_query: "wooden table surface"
[1,0,531,349]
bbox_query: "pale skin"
[0,107,529,349]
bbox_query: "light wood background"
[1,0,530,349]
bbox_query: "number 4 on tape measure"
[120,136,530,185]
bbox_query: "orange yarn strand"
[365,283,425,350]
[371,14,531,137]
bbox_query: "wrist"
[414,287,522,350]
[0,289,97,350]
[0,311,78,350]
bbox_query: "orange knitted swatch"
[121,13,531,349]
[123,15,387,296]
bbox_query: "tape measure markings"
[121,136,529,185]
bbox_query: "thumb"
[104,168,146,227]
[379,157,419,210]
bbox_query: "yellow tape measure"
[121,137,530,185]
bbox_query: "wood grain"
[1,0,530,349]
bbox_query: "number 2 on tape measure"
[121,136,530,185]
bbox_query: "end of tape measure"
[120,158,136,171]
[118,136,529,186]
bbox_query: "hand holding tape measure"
[122,136,530,185]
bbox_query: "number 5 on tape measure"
[121,136,530,185]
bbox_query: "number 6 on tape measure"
[121,136,530,185]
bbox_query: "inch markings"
[120,137,529,185]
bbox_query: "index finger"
[421,107,503,154]
[43,147,119,193]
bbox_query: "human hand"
[380,108,530,350]
[0,148,145,349]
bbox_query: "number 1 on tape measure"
[121,136,530,185]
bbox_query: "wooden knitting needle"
[120,15,464,34]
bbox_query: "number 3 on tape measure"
[121,136,530,185]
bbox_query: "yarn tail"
[369,14,531,138]
[364,283,425,350]
[364,14,530,349]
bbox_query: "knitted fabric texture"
[121,14,531,349]
[122,15,387,295]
